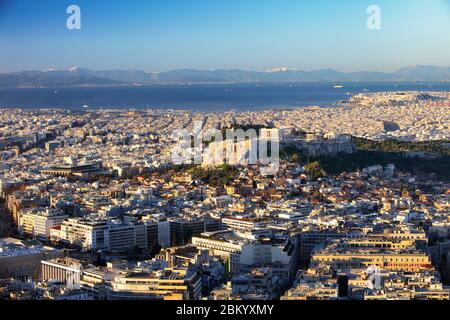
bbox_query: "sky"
[0,0,449,73]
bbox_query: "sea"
[0,82,449,112]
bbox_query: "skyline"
[2,0,450,308]
[1,63,450,73]
[0,0,449,73]
[1,63,450,74]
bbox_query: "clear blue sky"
[0,0,449,72]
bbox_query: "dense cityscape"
[1,91,449,301]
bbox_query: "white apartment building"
[222,217,270,232]
[105,221,147,251]
[19,208,69,240]
[58,218,108,250]
[192,231,297,279]
[240,238,297,282]
[56,218,148,251]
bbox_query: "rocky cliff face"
[289,139,356,157]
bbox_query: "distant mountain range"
[0,65,449,88]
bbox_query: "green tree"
[304,161,326,181]
[292,153,301,163]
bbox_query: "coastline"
[1,82,450,112]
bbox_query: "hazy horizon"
[2,64,450,74]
